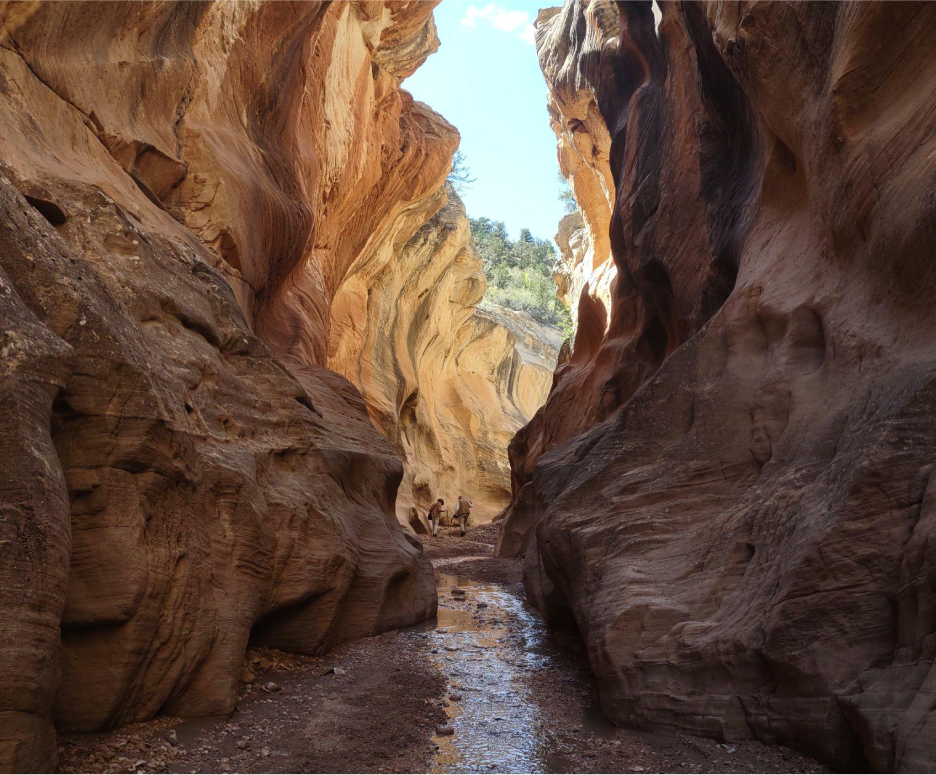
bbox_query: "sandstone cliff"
[497,1,621,554]
[504,1,936,771]
[0,2,451,770]
[539,2,617,334]
[329,183,560,526]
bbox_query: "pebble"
[236,738,250,750]
[436,725,455,736]
[262,681,281,692]
[164,730,178,746]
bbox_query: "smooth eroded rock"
[329,184,559,524]
[507,1,936,771]
[0,1,449,768]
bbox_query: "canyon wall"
[505,0,936,771]
[497,1,621,554]
[539,2,617,334]
[0,2,454,770]
[329,183,560,526]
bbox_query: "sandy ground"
[57,522,829,774]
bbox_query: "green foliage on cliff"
[558,172,577,213]
[447,150,476,196]
[470,217,572,331]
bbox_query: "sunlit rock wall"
[504,1,936,771]
[538,3,617,333]
[0,2,450,769]
[330,184,560,525]
[498,0,621,554]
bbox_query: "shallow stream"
[422,560,609,774]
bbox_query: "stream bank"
[58,524,827,775]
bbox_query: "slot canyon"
[0,1,934,774]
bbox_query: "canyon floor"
[57,524,829,775]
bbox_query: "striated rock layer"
[504,1,936,771]
[330,183,559,525]
[0,2,452,770]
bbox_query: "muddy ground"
[58,522,828,774]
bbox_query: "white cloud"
[459,2,494,28]
[491,9,529,32]
[459,3,535,45]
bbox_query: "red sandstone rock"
[0,2,446,770]
[505,1,936,771]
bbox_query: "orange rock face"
[537,3,617,334]
[505,1,936,770]
[329,183,559,525]
[0,2,450,770]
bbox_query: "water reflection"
[425,573,559,774]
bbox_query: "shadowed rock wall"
[503,1,936,771]
[0,2,451,770]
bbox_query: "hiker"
[455,494,472,537]
[427,498,444,537]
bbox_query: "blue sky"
[404,1,565,243]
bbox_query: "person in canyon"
[455,495,472,536]
[427,498,444,537]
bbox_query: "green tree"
[469,217,572,330]
[558,171,576,213]
[447,150,476,196]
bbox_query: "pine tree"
[447,150,476,195]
